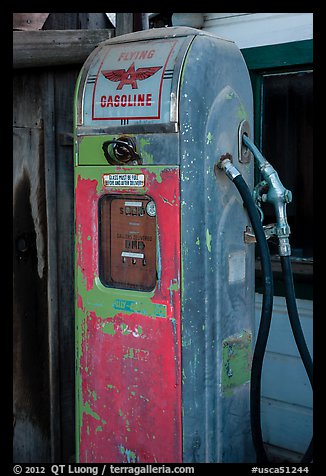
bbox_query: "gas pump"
[74,26,256,463]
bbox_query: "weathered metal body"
[74,26,255,463]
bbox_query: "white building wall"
[202,13,313,48]
[255,294,313,459]
[172,13,313,49]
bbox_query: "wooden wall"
[13,72,52,462]
[13,63,79,464]
[13,13,113,463]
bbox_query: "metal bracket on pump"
[238,120,252,164]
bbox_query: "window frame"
[241,39,313,299]
[242,39,313,149]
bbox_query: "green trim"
[249,70,263,182]
[242,39,313,297]
[242,39,313,150]
[241,39,313,71]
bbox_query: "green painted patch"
[83,401,100,421]
[119,445,138,463]
[123,347,135,359]
[113,297,166,318]
[168,279,179,292]
[102,321,115,335]
[76,268,163,322]
[139,137,154,164]
[222,330,252,396]
[205,228,212,253]
[237,104,248,121]
[225,91,235,100]
[206,131,213,144]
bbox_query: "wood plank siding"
[13,13,114,462]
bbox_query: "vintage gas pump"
[74,27,255,463]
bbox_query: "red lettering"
[146,94,152,106]
[118,52,128,61]
[98,93,154,108]
[117,49,156,61]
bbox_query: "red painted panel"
[75,177,99,291]
[76,168,182,462]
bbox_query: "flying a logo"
[102,63,162,90]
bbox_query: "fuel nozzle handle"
[242,134,292,256]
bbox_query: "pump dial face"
[146,201,156,217]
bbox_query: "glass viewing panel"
[99,194,157,291]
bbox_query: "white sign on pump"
[83,38,186,127]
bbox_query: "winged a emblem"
[102,63,162,90]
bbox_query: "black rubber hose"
[280,255,313,462]
[240,134,313,462]
[301,440,313,464]
[280,256,313,385]
[233,174,274,463]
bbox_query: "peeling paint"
[76,167,182,462]
[170,317,177,335]
[222,330,252,396]
[113,298,167,319]
[206,131,213,144]
[119,445,138,463]
[237,104,248,121]
[139,394,150,403]
[160,195,175,206]
[88,390,97,401]
[139,138,154,164]
[101,321,115,335]
[205,229,212,253]
[168,279,179,292]
[225,90,235,100]
[123,347,149,362]
[107,384,120,393]
[83,401,100,421]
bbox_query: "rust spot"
[214,152,233,176]
[219,152,233,162]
